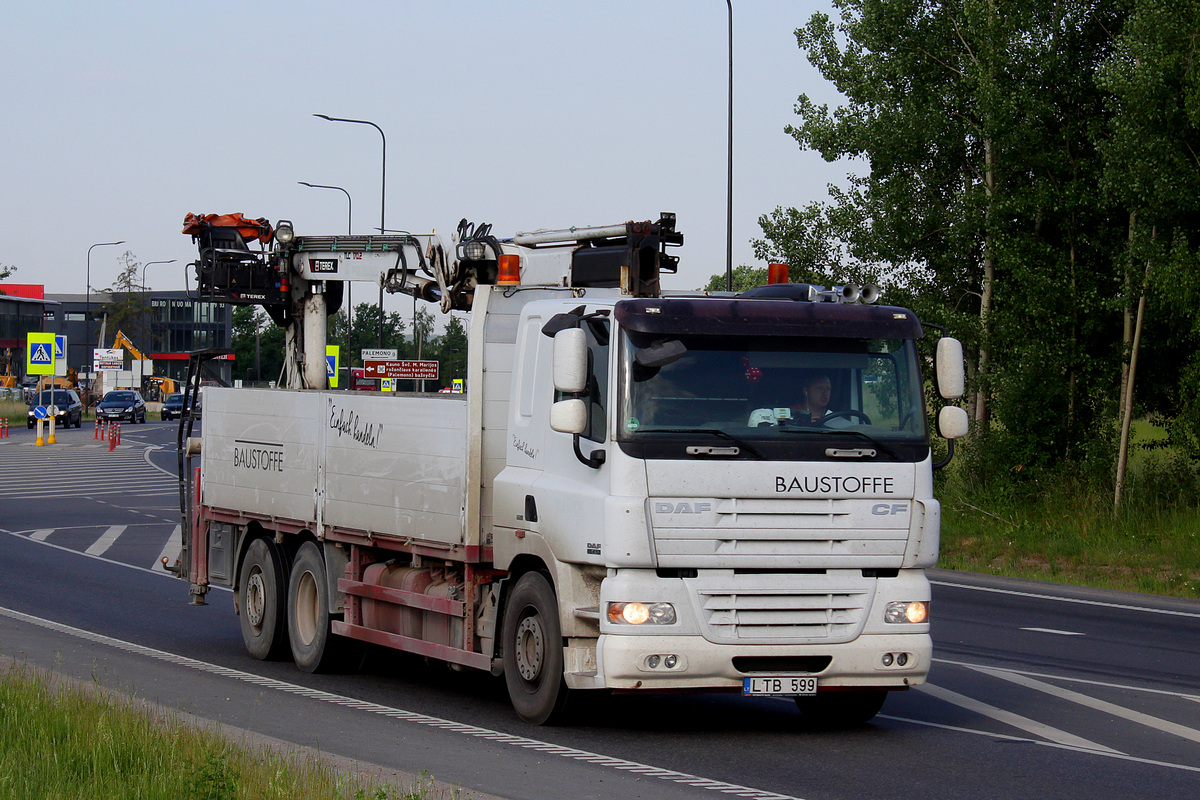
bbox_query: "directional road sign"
[364,359,439,381]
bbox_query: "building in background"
[1,288,234,388]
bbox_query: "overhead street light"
[140,259,177,352]
[299,181,354,365]
[726,0,734,292]
[313,114,388,349]
[86,240,125,360]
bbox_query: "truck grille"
[696,587,871,644]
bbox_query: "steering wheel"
[817,409,871,426]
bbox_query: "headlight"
[607,602,677,625]
[885,600,928,624]
[275,220,295,244]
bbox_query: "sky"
[0,1,851,321]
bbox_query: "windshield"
[105,392,136,403]
[33,391,73,406]
[617,331,929,461]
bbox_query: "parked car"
[96,390,147,424]
[26,389,83,429]
[160,393,185,421]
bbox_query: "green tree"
[99,251,150,349]
[1097,0,1200,501]
[0,264,16,284]
[755,0,1135,486]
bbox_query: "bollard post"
[109,423,117,452]
[47,416,56,445]
[94,418,100,440]
[35,417,44,447]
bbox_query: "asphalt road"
[1,421,1198,800]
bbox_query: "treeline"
[721,0,1199,502]
[231,303,468,391]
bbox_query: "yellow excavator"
[111,331,178,400]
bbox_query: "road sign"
[93,348,122,372]
[27,333,55,375]
[381,378,394,392]
[33,406,48,419]
[54,335,68,377]
[361,348,398,361]
[326,345,340,388]
[364,359,439,381]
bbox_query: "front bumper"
[593,631,930,691]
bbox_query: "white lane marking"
[85,525,128,556]
[967,665,1200,745]
[935,657,1200,702]
[915,683,1122,754]
[879,714,1200,774]
[1021,627,1086,636]
[0,604,804,800]
[30,529,54,541]
[932,579,1200,620]
[2,528,220,586]
[154,525,182,573]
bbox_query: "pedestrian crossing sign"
[27,333,55,375]
[326,345,339,388]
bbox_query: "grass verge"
[939,428,1200,599]
[0,662,457,800]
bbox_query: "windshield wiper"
[645,428,765,460]
[775,426,903,461]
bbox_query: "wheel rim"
[245,569,266,630]
[296,570,319,646]
[514,612,545,682]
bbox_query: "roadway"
[1,421,1198,800]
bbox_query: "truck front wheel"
[238,537,288,660]
[502,571,570,725]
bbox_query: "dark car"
[160,393,185,421]
[26,389,83,429]
[96,390,147,423]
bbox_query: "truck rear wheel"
[794,690,888,727]
[502,571,570,725]
[287,542,364,673]
[238,537,288,660]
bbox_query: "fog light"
[882,653,894,667]
[664,654,678,669]
[897,652,909,667]
[647,655,660,669]
[461,240,488,260]
[885,600,928,624]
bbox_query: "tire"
[238,537,289,660]
[287,542,364,673]
[502,571,571,725]
[794,690,888,728]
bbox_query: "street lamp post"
[725,0,734,292]
[299,181,354,365]
[140,259,177,353]
[86,240,125,366]
[313,114,387,351]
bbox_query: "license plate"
[743,676,818,696]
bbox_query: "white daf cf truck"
[172,212,969,725]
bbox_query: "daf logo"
[655,502,712,515]
[871,503,909,515]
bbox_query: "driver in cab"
[748,372,848,428]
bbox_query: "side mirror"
[935,337,965,400]
[553,328,587,394]
[937,405,969,440]
[550,398,587,434]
